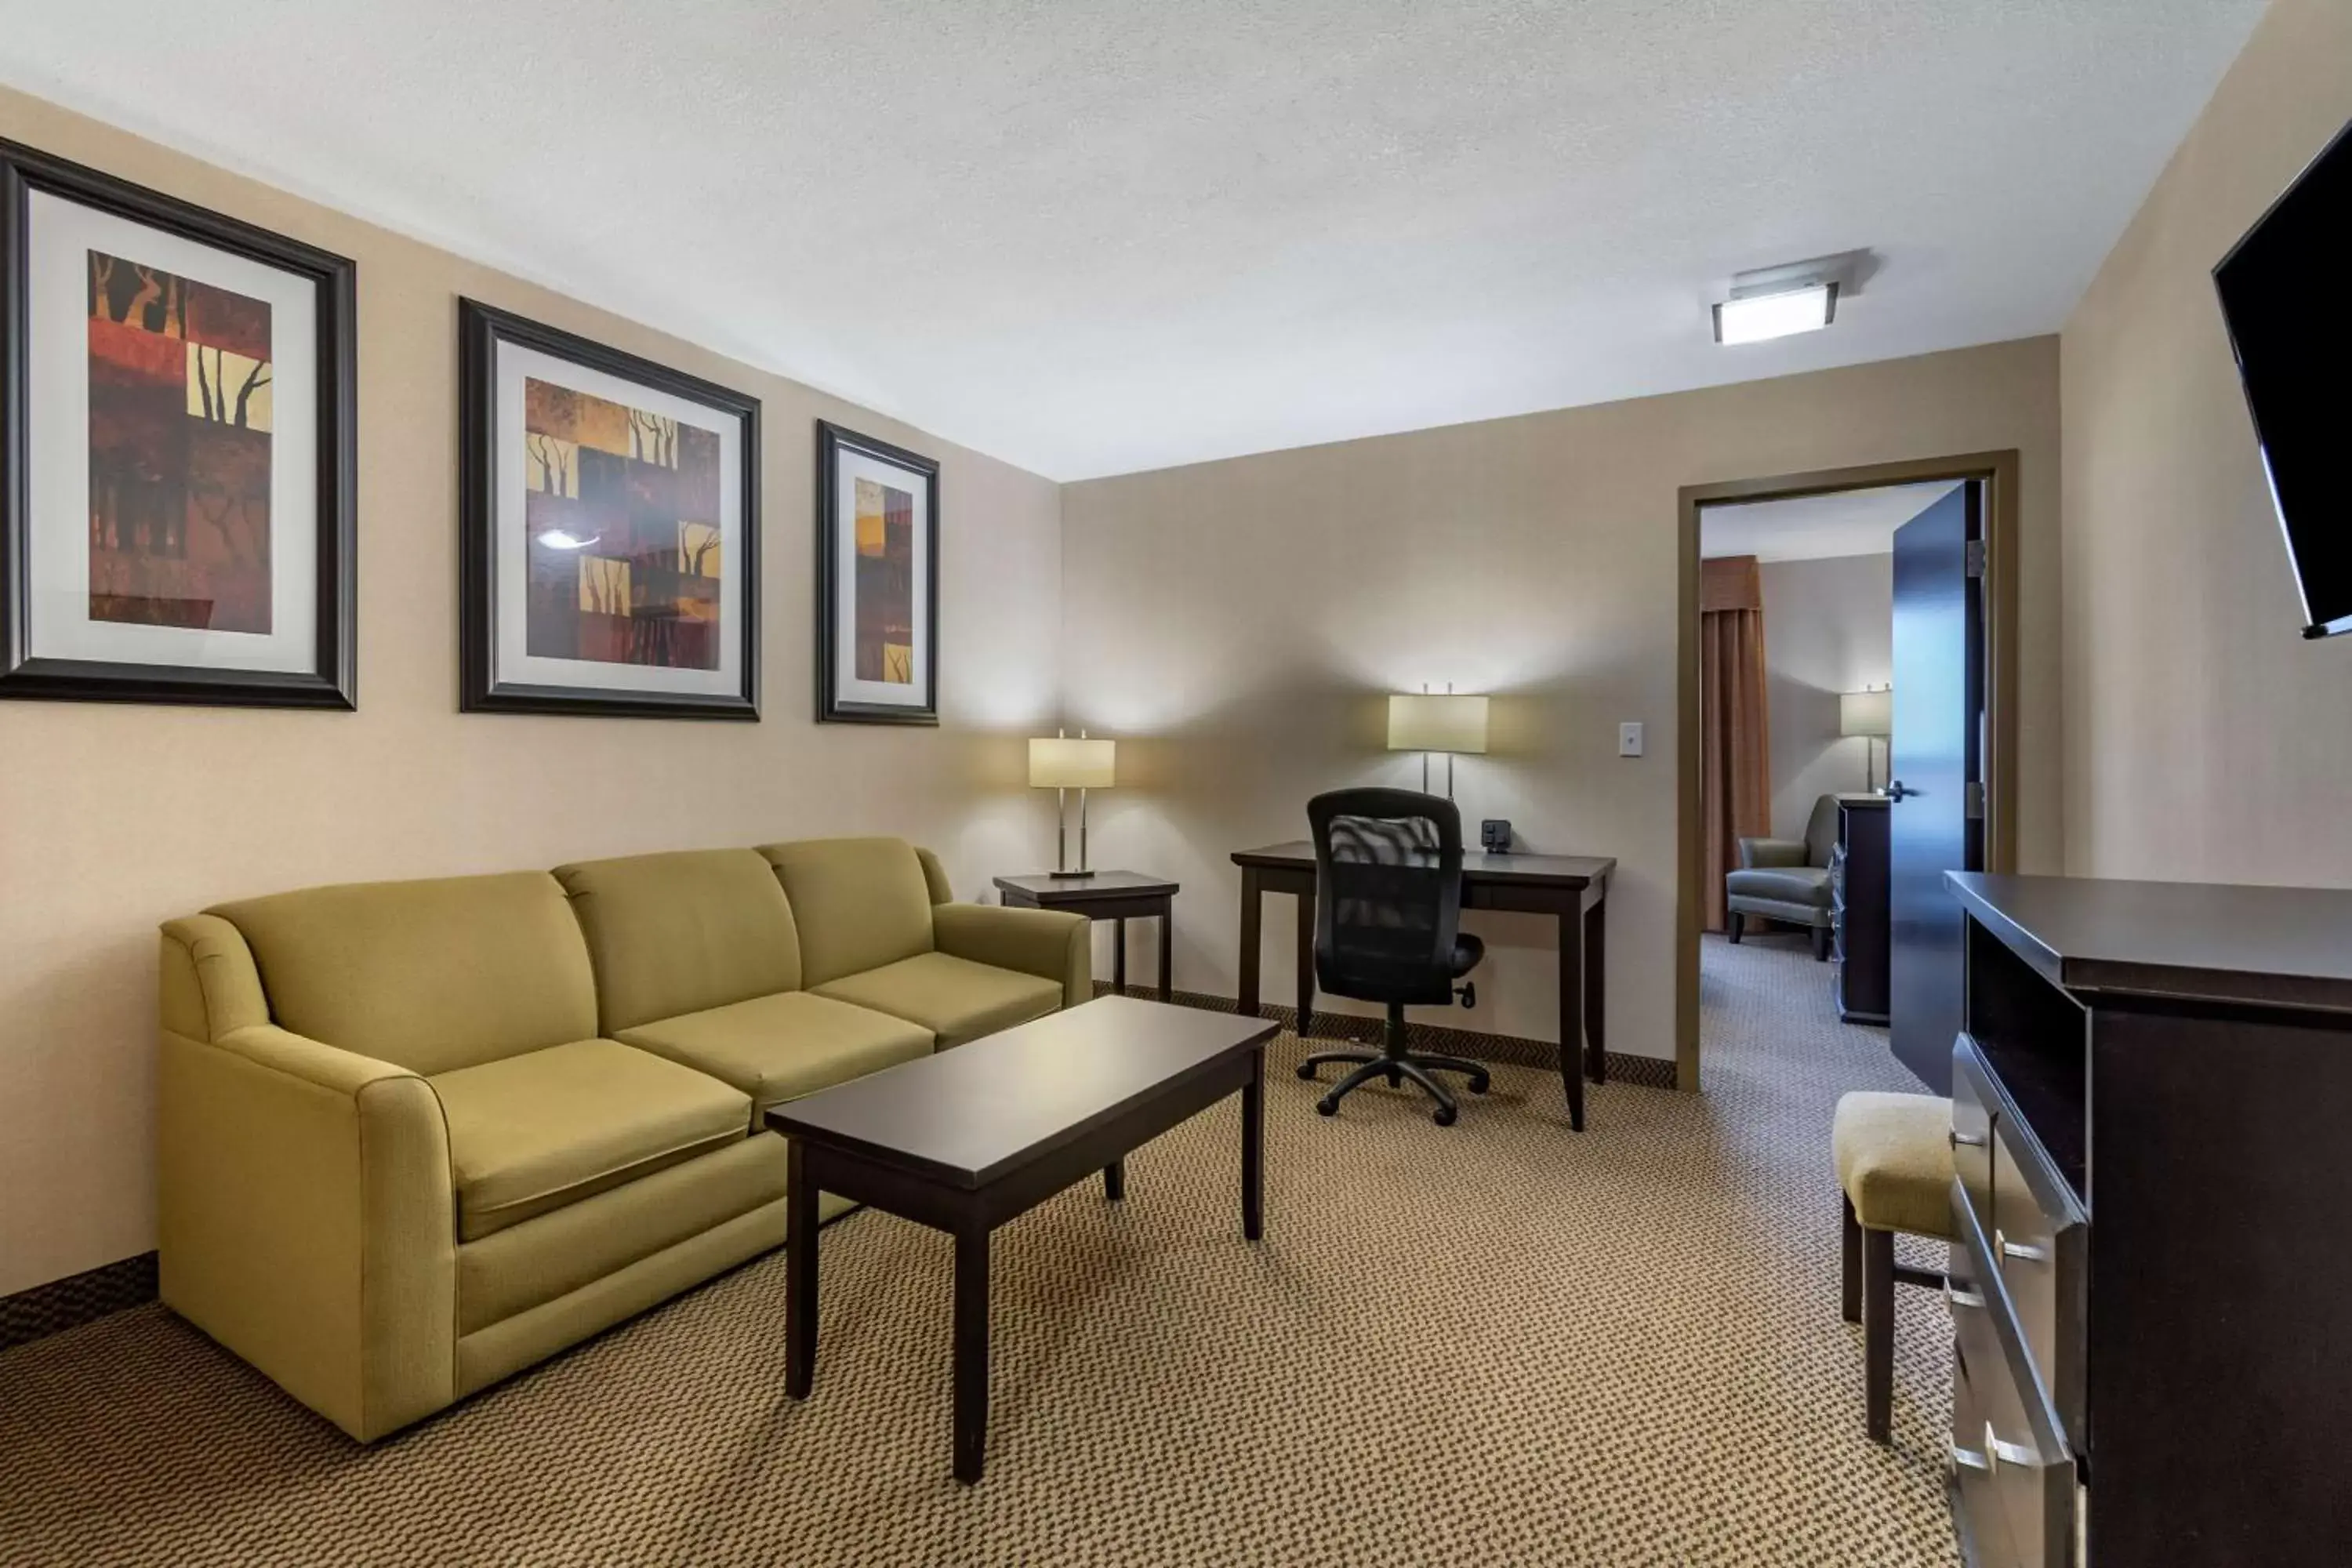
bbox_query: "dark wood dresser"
[1943,872,2352,1566]
[1830,793,1889,1023]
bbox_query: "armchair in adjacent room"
[1726,792,1839,960]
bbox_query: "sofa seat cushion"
[431,1039,750,1242]
[1725,864,1832,907]
[812,952,1063,1050]
[615,991,934,1120]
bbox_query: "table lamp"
[1029,731,1115,877]
[1387,690,1488,799]
[1840,687,1892,792]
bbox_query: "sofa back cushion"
[553,849,803,1033]
[757,837,936,989]
[209,873,600,1076]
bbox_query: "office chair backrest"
[1306,787,1465,1007]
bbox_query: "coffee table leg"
[1241,1046,1265,1242]
[1103,1158,1125,1201]
[953,1221,991,1484]
[786,1140,818,1399]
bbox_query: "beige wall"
[1759,553,1893,840]
[1063,339,2061,1058]
[0,89,1065,1297]
[2061,0,2352,884]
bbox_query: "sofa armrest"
[1737,837,1807,870]
[914,846,955,905]
[157,1010,456,1442]
[159,914,272,1043]
[931,902,1091,1010]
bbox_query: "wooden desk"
[1229,841,1614,1130]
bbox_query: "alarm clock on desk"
[1480,819,1512,854]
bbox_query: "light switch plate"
[1618,721,1644,757]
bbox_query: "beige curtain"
[1700,555,1771,932]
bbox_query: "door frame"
[1673,450,2021,1091]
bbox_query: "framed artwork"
[0,139,357,707]
[459,299,759,719]
[815,420,938,724]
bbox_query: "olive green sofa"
[156,837,1088,1441]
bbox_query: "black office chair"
[1298,788,1489,1126]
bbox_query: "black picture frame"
[815,419,940,725]
[458,299,760,720]
[0,137,358,709]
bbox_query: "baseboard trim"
[0,1251,158,1355]
[1091,982,1679,1091]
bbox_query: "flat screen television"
[2214,114,2352,639]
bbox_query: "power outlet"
[1618,721,1644,757]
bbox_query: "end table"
[993,871,1179,1003]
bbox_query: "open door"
[1886,482,1985,1092]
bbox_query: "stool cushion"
[1833,1091,1955,1240]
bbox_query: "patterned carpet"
[0,935,1955,1566]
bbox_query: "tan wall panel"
[0,87,1063,1296]
[2060,0,2352,884]
[1063,339,2062,1059]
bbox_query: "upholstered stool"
[1832,1091,1955,1441]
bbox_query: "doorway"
[1673,452,2020,1092]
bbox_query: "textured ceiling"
[1700,481,1958,562]
[0,1,2265,480]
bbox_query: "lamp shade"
[1029,736,1115,789]
[1839,688,1892,739]
[1387,694,1489,754]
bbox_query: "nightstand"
[993,871,1179,1002]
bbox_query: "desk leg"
[1112,916,1128,996]
[1238,868,1263,1019]
[1158,905,1174,1004]
[953,1221,991,1485]
[1584,891,1608,1084]
[1294,890,1315,1039]
[786,1141,819,1398]
[1556,913,1588,1131]
[1241,1047,1265,1242]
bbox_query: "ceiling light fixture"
[1711,254,1862,346]
[1714,282,1837,344]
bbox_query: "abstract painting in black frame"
[815,419,938,724]
[459,299,760,719]
[1,137,356,708]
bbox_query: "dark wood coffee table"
[765,995,1278,1484]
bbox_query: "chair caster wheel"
[1296,1062,1319,1081]
[1385,1069,1403,1089]
[1432,1105,1458,1127]
[1316,1097,1340,1117]
[1468,1075,1490,1095]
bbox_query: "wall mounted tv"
[2214,114,2352,640]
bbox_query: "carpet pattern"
[0,935,1955,1566]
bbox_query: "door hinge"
[1965,781,1986,820]
[1964,540,1987,579]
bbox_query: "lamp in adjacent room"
[1387,689,1489,799]
[1840,687,1893,793]
[1029,731,1116,877]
